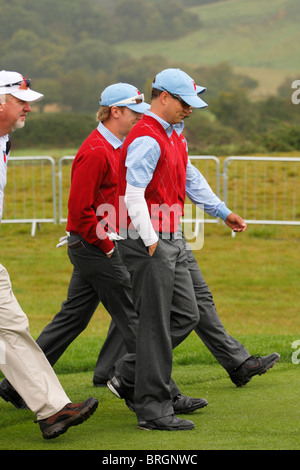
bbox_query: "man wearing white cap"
[0,70,98,439]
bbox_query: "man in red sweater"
[37,83,149,361]
[108,69,211,431]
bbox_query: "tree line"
[1,0,200,113]
[1,0,298,155]
[11,62,299,156]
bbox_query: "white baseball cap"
[152,68,207,108]
[0,70,44,102]
[99,83,150,113]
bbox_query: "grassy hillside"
[115,0,299,97]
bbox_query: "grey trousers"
[94,238,250,382]
[115,235,200,421]
[35,234,138,362]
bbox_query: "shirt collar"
[173,121,185,136]
[145,110,184,137]
[97,121,124,149]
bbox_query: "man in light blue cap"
[152,67,207,108]
[104,67,279,432]
[100,70,279,411]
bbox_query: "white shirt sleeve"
[124,182,158,247]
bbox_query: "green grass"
[0,222,299,450]
[1,148,300,450]
[0,364,298,451]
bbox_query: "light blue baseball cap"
[99,83,150,113]
[152,68,207,108]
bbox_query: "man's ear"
[160,91,169,106]
[110,106,122,119]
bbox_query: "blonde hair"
[0,94,6,105]
[96,106,111,122]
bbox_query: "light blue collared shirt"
[125,110,231,221]
[97,121,124,149]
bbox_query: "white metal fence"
[58,156,75,225]
[57,155,222,230]
[2,155,300,234]
[223,156,300,226]
[2,156,57,235]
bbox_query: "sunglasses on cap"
[3,79,31,90]
[110,93,145,107]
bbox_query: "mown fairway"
[0,220,299,450]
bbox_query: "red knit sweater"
[117,115,188,233]
[66,128,118,253]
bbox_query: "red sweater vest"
[117,115,188,233]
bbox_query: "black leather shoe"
[107,376,133,398]
[138,414,195,431]
[0,379,28,409]
[229,353,280,387]
[172,394,208,414]
[107,375,135,410]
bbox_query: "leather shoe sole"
[39,397,99,439]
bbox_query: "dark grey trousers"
[94,238,250,383]
[115,235,200,421]
[35,234,138,364]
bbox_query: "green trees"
[2,0,298,154]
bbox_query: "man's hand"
[148,241,158,256]
[225,212,247,232]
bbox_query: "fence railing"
[2,155,300,235]
[2,156,57,236]
[57,155,221,232]
[223,156,300,226]
[58,156,75,225]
